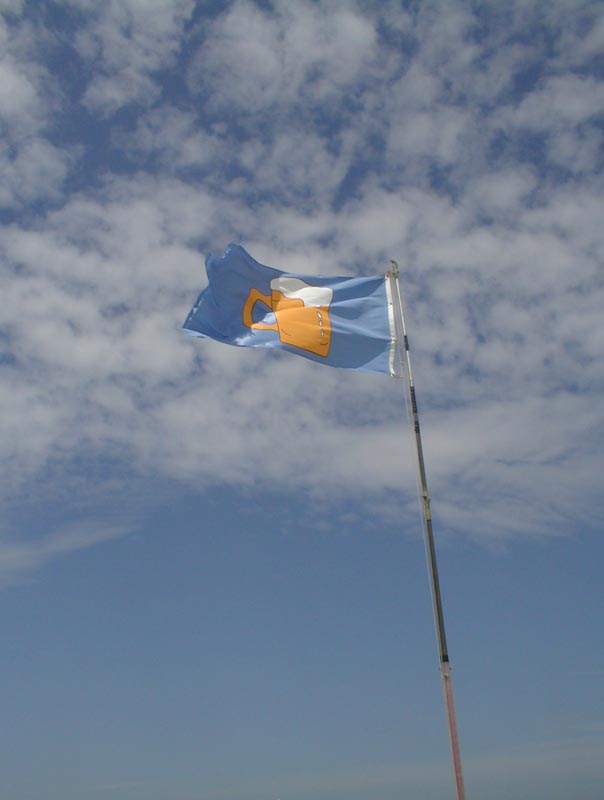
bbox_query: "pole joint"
[422,491,432,520]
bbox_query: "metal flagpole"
[387,261,467,800]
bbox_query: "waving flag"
[183,244,400,376]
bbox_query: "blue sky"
[1,1,603,798]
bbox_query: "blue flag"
[183,244,400,376]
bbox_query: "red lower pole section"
[441,661,466,800]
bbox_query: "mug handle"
[242,288,278,330]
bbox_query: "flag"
[183,244,400,376]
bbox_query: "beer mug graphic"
[242,277,333,357]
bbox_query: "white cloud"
[0,14,74,208]
[0,14,59,132]
[190,0,380,115]
[0,56,38,119]
[1,0,603,580]
[0,0,24,13]
[0,138,74,208]
[387,105,474,169]
[114,107,223,170]
[465,169,537,217]
[0,520,133,587]
[71,0,195,116]
[554,4,604,66]
[507,75,604,129]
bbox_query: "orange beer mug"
[242,277,333,357]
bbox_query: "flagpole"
[388,262,466,800]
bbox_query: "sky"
[1,0,603,798]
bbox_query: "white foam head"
[270,277,333,307]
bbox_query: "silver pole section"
[388,262,466,800]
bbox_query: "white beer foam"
[270,277,333,308]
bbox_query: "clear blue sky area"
[1,2,603,799]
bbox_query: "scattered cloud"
[2,0,603,581]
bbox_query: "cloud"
[0,520,133,587]
[69,0,196,116]
[497,74,604,148]
[1,0,603,585]
[190,1,379,116]
[0,53,38,119]
[0,12,76,209]
[0,0,24,13]
[0,138,75,208]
